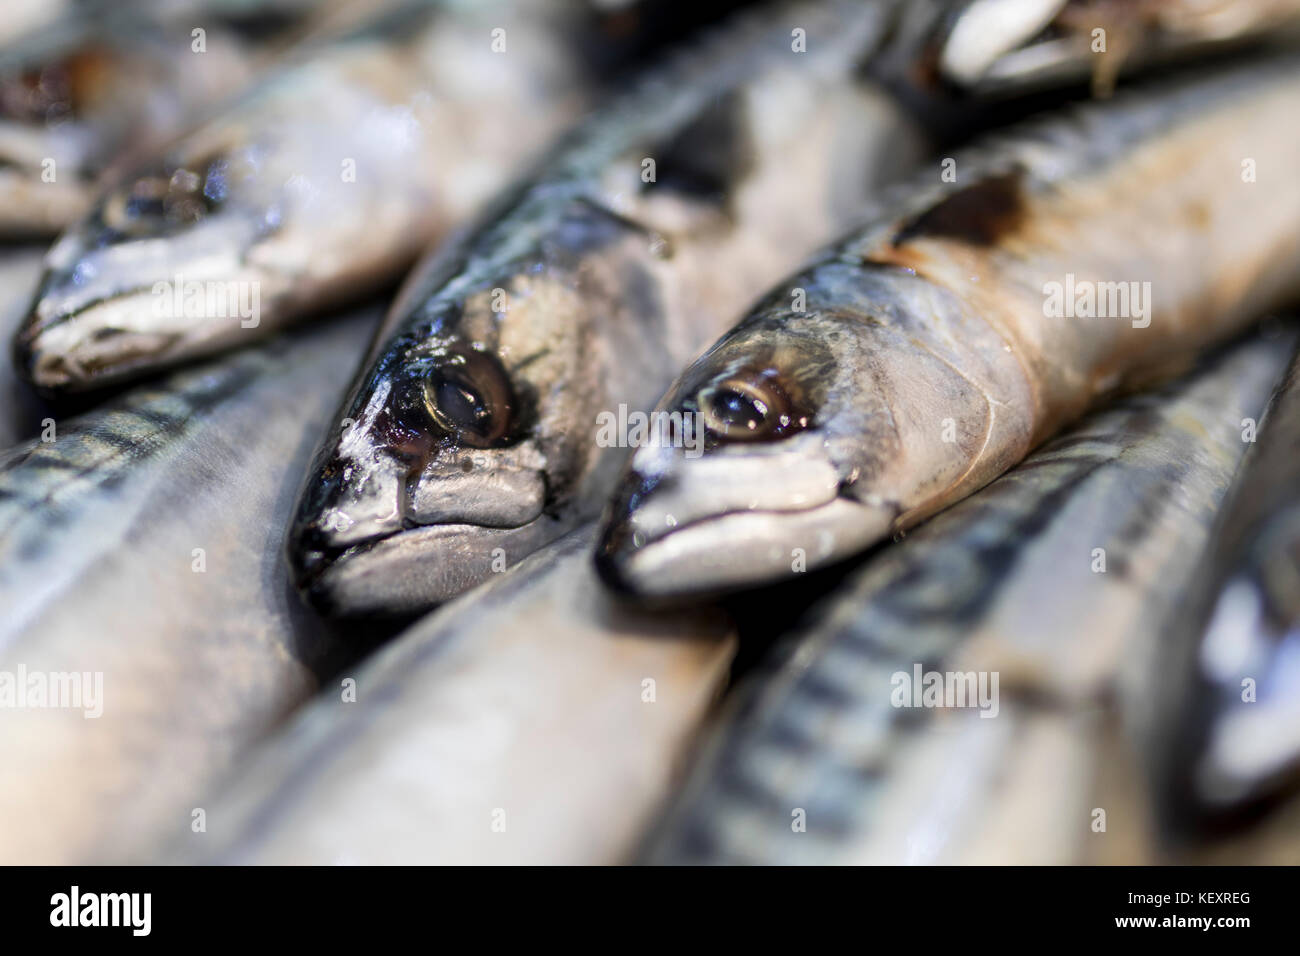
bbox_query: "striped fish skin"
[596,58,1300,599]
[641,333,1291,865]
[1152,337,1300,828]
[0,307,377,864]
[173,527,734,865]
[288,0,930,618]
[13,0,607,392]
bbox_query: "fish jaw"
[290,456,558,618]
[13,212,281,392]
[594,423,892,600]
[295,517,568,619]
[596,481,893,601]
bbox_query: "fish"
[0,305,379,864]
[0,13,257,236]
[931,0,1300,96]
[170,527,735,865]
[596,57,1300,599]
[639,331,1291,864]
[288,0,934,618]
[12,0,615,392]
[1149,333,1300,832]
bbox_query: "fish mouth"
[592,434,895,600]
[594,488,895,601]
[293,513,564,618]
[16,318,184,392]
[17,285,258,391]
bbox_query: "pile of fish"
[0,0,1297,865]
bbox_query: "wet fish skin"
[597,58,1300,599]
[641,333,1290,865]
[1152,336,1300,828]
[288,0,929,618]
[0,307,377,864]
[13,0,604,392]
[174,527,735,865]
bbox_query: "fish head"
[12,131,308,392]
[595,263,1007,599]
[288,229,649,616]
[595,305,892,599]
[0,44,114,234]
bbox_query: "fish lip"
[16,325,185,393]
[595,495,893,601]
[16,287,190,391]
[291,510,554,617]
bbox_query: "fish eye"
[698,372,807,442]
[101,154,233,237]
[423,349,517,448]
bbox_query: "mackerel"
[597,58,1300,598]
[640,334,1290,864]
[289,0,929,617]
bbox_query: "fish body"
[597,58,1300,598]
[289,0,932,617]
[1152,337,1300,829]
[14,0,607,391]
[175,527,735,865]
[641,333,1290,864]
[0,308,377,863]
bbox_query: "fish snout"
[15,307,184,392]
[288,451,410,589]
[596,436,860,598]
[406,463,546,529]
